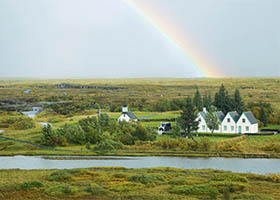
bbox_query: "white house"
[236,111,258,134]
[118,105,138,122]
[197,108,225,133]
[221,111,240,134]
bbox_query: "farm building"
[236,111,258,134]
[197,108,258,134]
[221,111,240,134]
[118,105,138,122]
[197,108,225,133]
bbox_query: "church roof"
[127,111,138,120]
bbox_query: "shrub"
[47,171,73,182]
[233,193,274,200]
[93,133,123,152]
[1,116,35,130]
[169,185,219,196]
[18,181,44,190]
[40,125,67,147]
[85,184,106,195]
[128,174,165,184]
[168,177,188,185]
[113,173,128,179]
[211,173,248,183]
[267,173,280,183]
[210,181,248,193]
[45,184,77,196]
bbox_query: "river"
[0,156,280,174]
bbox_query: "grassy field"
[0,78,280,158]
[0,78,280,110]
[0,109,280,157]
[0,167,280,200]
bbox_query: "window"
[202,125,205,130]
[227,118,230,123]
[231,126,234,131]
[246,126,249,132]
[242,119,245,123]
[224,126,227,131]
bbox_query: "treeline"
[40,113,157,151]
[152,84,280,126]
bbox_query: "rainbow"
[123,0,224,77]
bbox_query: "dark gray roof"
[199,111,224,122]
[228,111,240,123]
[199,112,206,120]
[243,111,258,124]
[127,111,138,120]
[216,111,225,122]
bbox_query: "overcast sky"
[0,0,279,78]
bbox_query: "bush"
[1,116,35,130]
[45,184,77,196]
[85,184,106,195]
[233,193,274,200]
[47,171,73,182]
[93,133,123,152]
[40,125,67,147]
[267,173,280,183]
[211,173,248,183]
[168,177,188,185]
[210,181,248,193]
[128,174,165,184]
[18,181,44,190]
[169,185,219,196]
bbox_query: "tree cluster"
[40,113,157,150]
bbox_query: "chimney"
[203,107,207,113]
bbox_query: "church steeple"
[122,104,128,114]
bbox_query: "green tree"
[233,89,244,114]
[193,89,203,111]
[202,94,212,110]
[214,84,233,114]
[40,125,67,147]
[259,107,268,127]
[177,97,199,139]
[205,105,221,133]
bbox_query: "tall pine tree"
[202,94,212,110]
[193,89,203,111]
[259,107,268,127]
[214,84,233,114]
[233,89,244,114]
[177,97,199,139]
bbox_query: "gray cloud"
[0,0,279,78]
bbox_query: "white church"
[118,105,138,122]
[197,108,258,134]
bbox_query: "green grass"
[0,167,280,200]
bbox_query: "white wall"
[197,114,209,133]
[222,114,237,134]
[236,113,258,134]
[197,114,222,133]
[118,114,130,122]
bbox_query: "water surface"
[0,156,280,174]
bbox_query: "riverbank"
[0,167,279,200]
[0,149,279,159]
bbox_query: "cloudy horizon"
[0,0,279,78]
